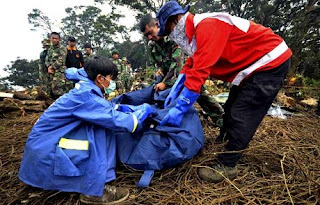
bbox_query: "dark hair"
[68,36,76,42]
[50,32,61,38]
[84,43,92,49]
[84,56,118,81]
[139,14,156,32]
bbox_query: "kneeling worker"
[19,56,155,204]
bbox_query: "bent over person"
[139,14,224,126]
[156,1,292,183]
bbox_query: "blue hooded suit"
[18,68,137,196]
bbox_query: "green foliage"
[303,77,320,87]
[28,8,53,33]
[61,5,127,52]
[113,40,148,70]
[1,58,39,89]
[110,0,320,81]
[25,0,320,82]
[106,0,192,17]
[0,80,11,91]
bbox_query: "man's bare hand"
[154,82,166,92]
[48,66,55,75]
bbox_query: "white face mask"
[169,12,197,57]
[101,76,116,95]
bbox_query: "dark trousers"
[218,59,291,167]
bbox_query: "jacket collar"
[67,45,77,51]
[52,42,61,49]
[185,13,195,43]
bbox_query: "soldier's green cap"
[122,57,127,61]
[112,50,119,55]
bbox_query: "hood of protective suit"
[65,67,89,82]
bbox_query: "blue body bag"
[111,87,205,187]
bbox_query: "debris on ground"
[0,92,14,99]
[0,91,319,204]
[0,87,51,117]
[212,92,229,104]
[300,97,318,107]
[276,92,296,108]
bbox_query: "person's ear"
[96,74,104,84]
[174,16,179,25]
[155,21,159,28]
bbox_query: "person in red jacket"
[156,1,292,183]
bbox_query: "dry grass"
[0,109,319,204]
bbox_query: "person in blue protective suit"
[18,56,155,204]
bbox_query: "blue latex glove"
[160,87,199,127]
[115,104,144,113]
[164,74,185,108]
[131,103,155,132]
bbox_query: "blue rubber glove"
[131,103,155,132]
[115,104,143,113]
[164,74,185,108]
[160,87,200,127]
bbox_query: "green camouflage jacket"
[45,43,67,72]
[83,53,94,64]
[148,36,183,87]
[121,64,132,76]
[112,58,122,73]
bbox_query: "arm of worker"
[72,96,155,133]
[114,103,149,113]
[159,46,183,88]
[184,18,232,93]
[147,46,159,71]
[161,19,232,126]
[163,56,193,107]
[180,57,193,74]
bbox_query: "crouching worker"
[18,56,155,204]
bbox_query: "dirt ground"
[0,107,319,204]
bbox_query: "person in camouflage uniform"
[111,50,125,94]
[120,57,132,91]
[83,43,94,64]
[38,39,51,95]
[147,36,183,91]
[139,14,224,127]
[45,32,71,99]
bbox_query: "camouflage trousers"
[39,73,51,96]
[121,74,132,92]
[49,70,73,99]
[197,87,224,128]
[116,80,125,95]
